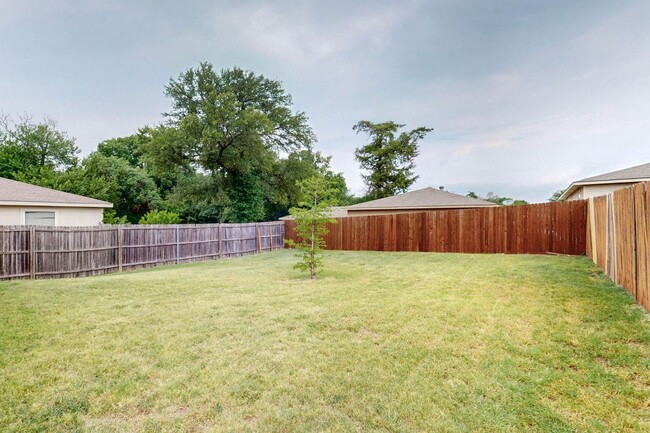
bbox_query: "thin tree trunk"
[310,195,317,280]
[310,220,316,279]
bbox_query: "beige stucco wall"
[0,205,104,226]
[565,183,638,201]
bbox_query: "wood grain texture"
[0,222,285,280]
[587,181,650,313]
[285,200,587,256]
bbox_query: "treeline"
[466,191,529,206]
[0,63,357,224]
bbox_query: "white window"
[24,211,56,226]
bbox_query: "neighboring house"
[0,177,112,226]
[559,162,650,201]
[345,187,496,217]
[279,206,350,220]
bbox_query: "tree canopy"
[138,63,334,222]
[467,191,529,206]
[141,64,315,177]
[2,64,357,224]
[353,120,432,200]
[42,154,162,224]
[548,189,566,202]
[0,115,79,181]
[96,134,144,168]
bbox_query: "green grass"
[1,251,650,432]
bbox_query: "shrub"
[138,210,181,224]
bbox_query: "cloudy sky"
[2,0,649,202]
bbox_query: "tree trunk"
[310,219,316,280]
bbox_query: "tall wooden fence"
[285,200,587,255]
[586,181,650,312]
[0,222,285,280]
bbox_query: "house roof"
[0,177,113,208]
[279,206,349,220]
[346,187,496,211]
[559,162,650,200]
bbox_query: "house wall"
[346,207,493,217]
[565,183,638,201]
[0,206,105,226]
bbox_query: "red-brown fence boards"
[284,200,587,256]
[0,222,285,280]
[634,183,650,311]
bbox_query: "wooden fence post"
[608,194,616,280]
[218,224,222,259]
[29,226,36,280]
[589,197,597,263]
[175,224,180,265]
[117,226,123,272]
[269,225,274,251]
[256,223,262,253]
[240,227,244,257]
[280,222,285,249]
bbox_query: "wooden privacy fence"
[0,222,285,280]
[285,200,587,255]
[587,181,650,312]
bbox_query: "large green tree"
[226,171,265,222]
[0,115,79,180]
[40,154,162,223]
[353,121,432,200]
[265,150,351,220]
[104,130,191,207]
[162,172,226,223]
[140,63,315,222]
[96,134,144,168]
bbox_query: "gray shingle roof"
[279,206,349,220]
[576,162,650,183]
[0,177,112,207]
[347,187,495,210]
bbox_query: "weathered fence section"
[586,181,650,312]
[285,200,587,255]
[0,222,285,280]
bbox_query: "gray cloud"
[1,0,649,202]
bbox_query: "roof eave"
[559,177,650,201]
[347,204,497,211]
[558,184,579,201]
[0,201,113,208]
[575,178,650,186]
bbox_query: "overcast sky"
[2,0,649,202]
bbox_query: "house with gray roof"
[0,177,112,226]
[559,162,650,201]
[279,206,350,221]
[345,187,496,217]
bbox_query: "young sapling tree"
[285,175,337,280]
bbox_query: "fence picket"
[284,201,587,256]
[0,222,284,280]
[587,181,650,313]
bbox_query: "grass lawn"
[1,251,650,432]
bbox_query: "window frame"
[21,209,59,226]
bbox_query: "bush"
[138,210,181,224]
[102,209,129,224]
